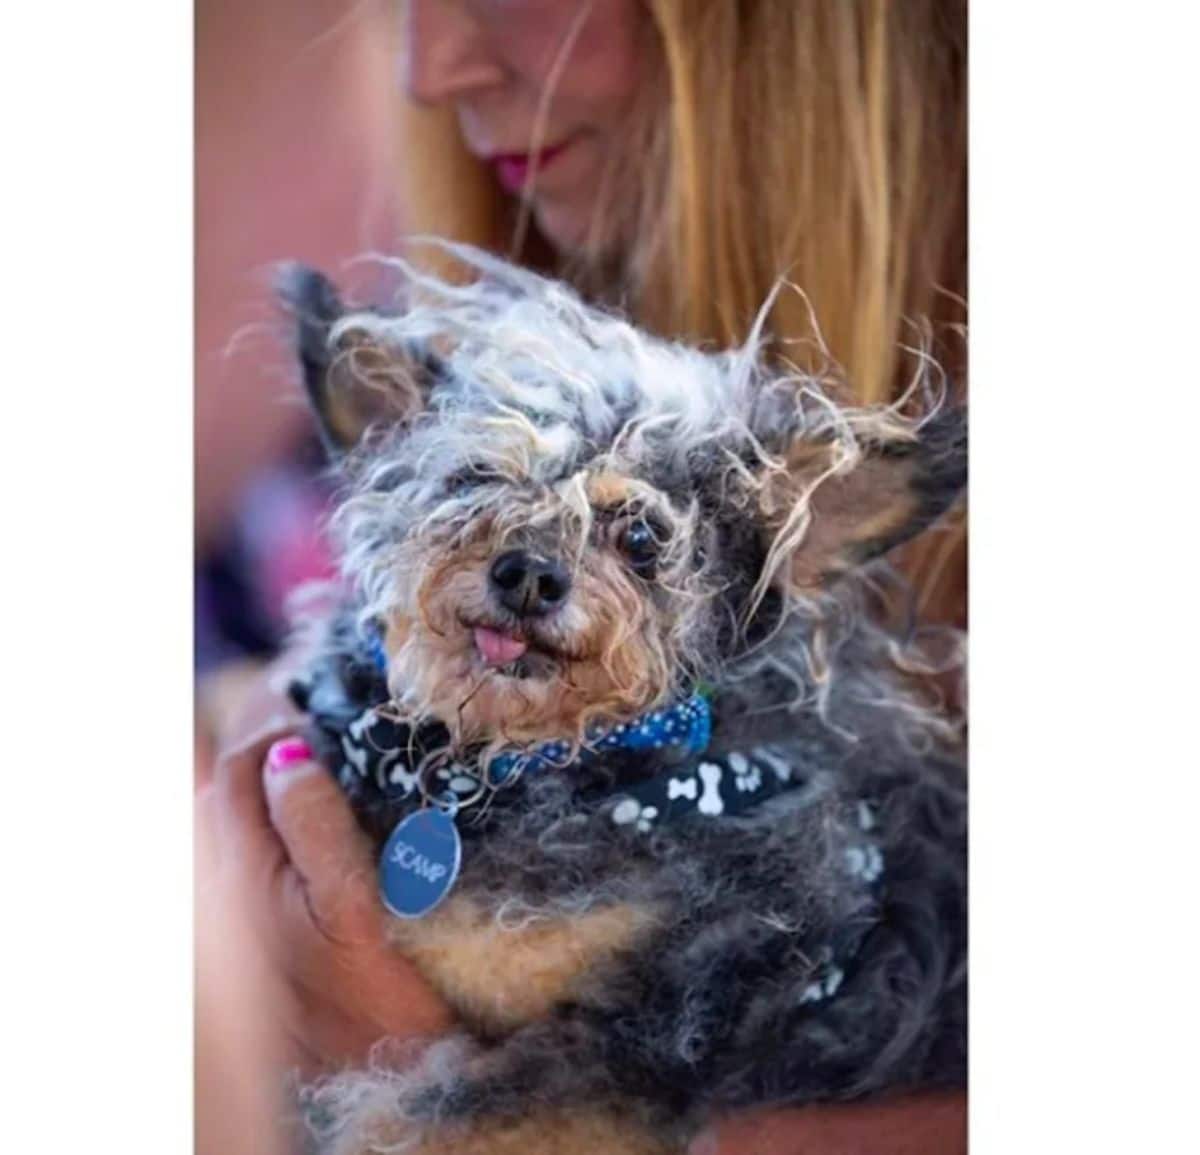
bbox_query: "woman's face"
[402,0,648,253]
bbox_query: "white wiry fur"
[333,248,930,594]
[301,1036,477,1155]
[290,240,963,752]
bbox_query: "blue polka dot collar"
[486,692,712,785]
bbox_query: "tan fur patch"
[586,469,636,509]
[383,615,412,656]
[340,1107,676,1155]
[391,897,660,1034]
[788,459,920,588]
[763,448,921,592]
[324,333,426,446]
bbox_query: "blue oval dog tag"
[378,808,462,919]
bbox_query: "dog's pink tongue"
[474,626,528,666]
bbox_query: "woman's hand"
[197,704,455,1079]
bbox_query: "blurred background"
[195,0,397,742]
[196,8,404,1151]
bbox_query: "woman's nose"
[402,0,507,106]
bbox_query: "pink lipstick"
[490,141,571,195]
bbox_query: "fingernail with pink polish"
[267,737,314,775]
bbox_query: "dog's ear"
[759,407,966,594]
[275,263,443,456]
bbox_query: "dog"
[279,245,967,1155]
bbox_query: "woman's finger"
[210,728,292,869]
[262,737,380,941]
[260,738,456,1050]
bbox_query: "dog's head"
[279,249,964,749]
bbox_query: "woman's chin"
[531,197,596,257]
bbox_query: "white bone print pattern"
[342,733,370,777]
[844,844,884,883]
[697,763,725,815]
[348,708,375,744]
[435,765,483,795]
[727,752,762,793]
[667,776,699,801]
[799,964,845,1004]
[344,708,384,779]
[386,755,420,794]
[612,798,660,832]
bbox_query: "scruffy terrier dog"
[280,247,967,1155]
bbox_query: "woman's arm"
[691,1093,967,1155]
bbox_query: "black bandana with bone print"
[329,693,827,833]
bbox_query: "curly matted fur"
[279,243,966,1155]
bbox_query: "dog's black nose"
[488,549,572,617]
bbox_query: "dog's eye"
[617,517,666,576]
[446,463,503,493]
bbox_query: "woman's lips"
[474,625,529,666]
[490,140,571,195]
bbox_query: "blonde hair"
[392,0,966,620]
